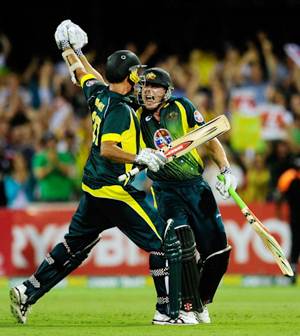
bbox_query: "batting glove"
[215,166,237,200]
[54,19,72,50]
[135,148,167,172]
[67,24,88,56]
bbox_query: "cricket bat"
[217,175,294,277]
[118,114,231,182]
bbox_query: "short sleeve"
[101,104,131,143]
[80,74,108,106]
[178,97,205,128]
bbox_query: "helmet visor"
[129,65,147,84]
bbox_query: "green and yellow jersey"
[138,96,205,181]
[80,74,140,188]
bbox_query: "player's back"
[80,75,140,188]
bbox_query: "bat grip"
[118,166,144,182]
[217,174,246,210]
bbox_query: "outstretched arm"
[55,20,87,84]
[78,54,105,83]
[66,22,105,83]
[55,20,105,84]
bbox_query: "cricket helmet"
[105,50,145,85]
[140,67,174,102]
[143,67,173,90]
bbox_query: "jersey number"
[92,111,101,146]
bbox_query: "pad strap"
[163,219,182,319]
[176,225,203,312]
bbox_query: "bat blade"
[165,115,230,160]
[164,141,193,159]
[242,208,294,277]
[217,174,294,277]
[118,114,230,182]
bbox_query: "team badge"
[86,79,98,87]
[153,128,172,149]
[167,111,178,120]
[194,110,204,123]
[184,302,193,312]
[146,72,157,80]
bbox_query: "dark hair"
[41,131,56,146]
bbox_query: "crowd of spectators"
[0,31,300,208]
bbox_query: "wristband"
[74,49,83,57]
[60,40,71,50]
[220,166,232,174]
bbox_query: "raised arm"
[54,20,87,84]
[67,23,105,83]
[54,20,105,84]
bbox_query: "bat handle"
[118,167,143,182]
[217,174,246,210]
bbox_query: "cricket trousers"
[152,176,231,304]
[23,185,168,308]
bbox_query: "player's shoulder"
[136,106,144,120]
[169,96,205,125]
[108,99,133,118]
[172,96,195,108]
[165,96,194,110]
[81,75,107,91]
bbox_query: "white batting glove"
[135,148,167,172]
[54,19,72,50]
[68,24,88,52]
[215,166,237,200]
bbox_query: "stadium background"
[2,0,300,68]
[1,2,300,335]
[0,0,300,283]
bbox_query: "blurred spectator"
[48,82,74,138]
[257,32,289,85]
[257,84,293,141]
[214,44,243,90]
[241,153,271,203]
[192,88,216,121]
[266,140,295,199]
[288,93,300,153]
[8,111,35,168]
[0,29,300,206]
[0,144,10,206]
[287,114,300,154]
[0,32,11,75]
[32,131,76,202]
[189,49,218,88]
[3,151,34,208]
[276,156,300,284]
[57,129,82,195]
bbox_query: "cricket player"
[277,156,300,285]
[9,21,194,325]
[135,67,237,323]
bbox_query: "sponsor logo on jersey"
[86,79,98,87]
[153,128,172,149]
[145,115,152,121]
[194,110,204,123]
